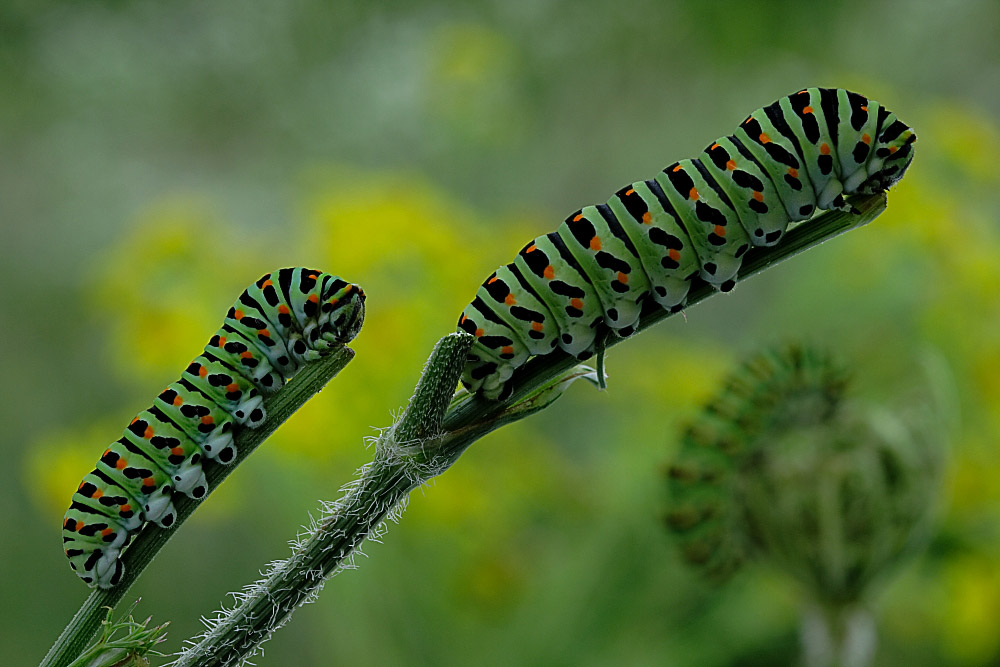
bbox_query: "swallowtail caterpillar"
[458,88,915,399]
[62,268,365,588]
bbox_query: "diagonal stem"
[41,346,357,667]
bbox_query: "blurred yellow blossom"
[941,553,1000,664]
[90,195,273,385]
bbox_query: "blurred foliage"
[2,1,1000,665]
[665,344,946,665]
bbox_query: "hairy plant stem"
[41,346,357,667]
[172,193,887,665]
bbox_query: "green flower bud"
[664,344,944,605]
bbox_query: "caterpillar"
[62,267,365,588]
[457,88,916,400]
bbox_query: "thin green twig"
[41,346,357,667]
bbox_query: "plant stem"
[41,346,357,667]
[801,602,877,667]
[172,194,888,665]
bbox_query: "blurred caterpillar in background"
[458,88,916,399]
[63,268,365,588]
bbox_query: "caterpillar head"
[857,121,917,195]
[319,283,366,345]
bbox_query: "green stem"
[173,334,480,666]
[801,602,877,667]
[172,194,887,665]
[41,346,357,667]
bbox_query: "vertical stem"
[801,602,877,667]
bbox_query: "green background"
[3,1,1000,664]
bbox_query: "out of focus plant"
[664,344,947,667]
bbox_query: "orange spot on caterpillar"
[488,276,498,284]
[234,309,245,320]
[460,315,468,324]
[803,105,814,114]
[862,133,872,145]
[75,521,85,530]
[544,265,555,279]
[173,394,183,406]
[226,383,240,393]
[625,188,635,195]
[343,284,353,293]
[861,105,868,112]
[308,294,319,303]
[142,477,156,488]
[144,426,154,439]
[263,279,274,287]
[573,213,584,222]
[571,298,584,310]
[820,143,831,155]
[689,188,699,200]
[171,446,185,456]
[642,212,652,224]
[753,191,764,201]
[726,160,736,170]
[788,168,799,178]
[219,336,227,346]
[121,504,132,513]
[199,366,208,378]
[759,133,771,143]
[710,143,720,150]
[201,415,214,425]
[93,489,104,499]
[672,165,683,172]
[532,321,544,331]
[329,297,339,306]
[505,293,516,306]
[714,225,727,237]
[259,329,271,338]
[475,328,485,337]
[590,236,602,251]
[889,145,898,153]
[525,244,538,253]
[101,528,113,537]
[278,305,290,314]
[501,345,514,355]
[617,272,628,284]
[669,249,681,261]
[130,417,139,425]
[116,458,127,470]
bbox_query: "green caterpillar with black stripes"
[62,268,365,588]
[458,87,916,400]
